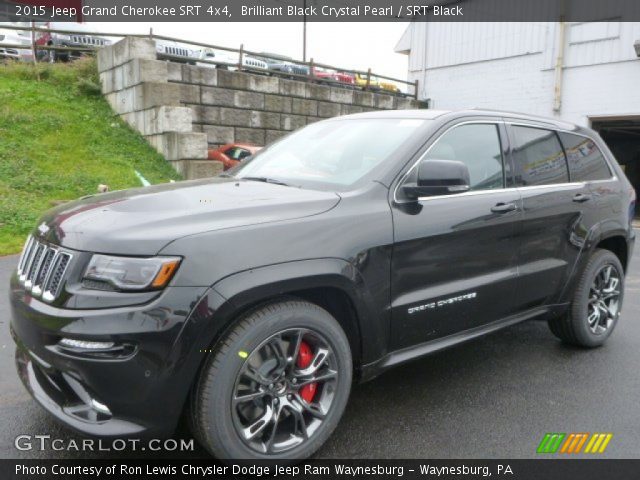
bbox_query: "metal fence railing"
[0,23,419,99]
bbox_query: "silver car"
[0,24,33,61]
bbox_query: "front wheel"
[549,249,624,347]
[190,299,352,460]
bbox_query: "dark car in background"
[10,109,635,460]
[267,60,309,77]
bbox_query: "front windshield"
[233,118,426,189]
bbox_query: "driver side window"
[425,124,505,191]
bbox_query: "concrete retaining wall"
[98,37,424,179]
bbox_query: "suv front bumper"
[10,273,213,438]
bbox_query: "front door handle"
[491,202,517,214]
[573,193,592,203]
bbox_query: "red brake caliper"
[296,341,317,403]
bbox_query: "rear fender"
[557,222,629,303]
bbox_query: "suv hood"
[36,178,341,255]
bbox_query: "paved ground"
[1,238,639,459]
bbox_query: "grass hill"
[0,58,181,255]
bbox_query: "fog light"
[58,338,115,350]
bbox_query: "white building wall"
[400,22,640,127]
[410,53,556,117]
[562,61,640,125]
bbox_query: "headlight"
[83,255,181,291]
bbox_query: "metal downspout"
[553,19,567,113]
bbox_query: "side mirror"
[402,159,471,199]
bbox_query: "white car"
[36,22,112,62]
[156,40,198,63]
[196,47,268,70]
[0,24,34,61]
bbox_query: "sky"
[93,22,409,81]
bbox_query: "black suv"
[10,110,636,460]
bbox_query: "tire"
[549,249,624,347]
[189,299,352,460]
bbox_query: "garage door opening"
[591,116,640,218]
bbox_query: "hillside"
[0,58,181,255]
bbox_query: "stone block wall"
[171,65,423,151]
[98,37,424,179]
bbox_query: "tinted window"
[559,133,611,181]
[511,126,568,186]
[425,124,504,191]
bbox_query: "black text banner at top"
[4,0,640,22]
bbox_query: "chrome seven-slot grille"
[165,46,190,57]
[70,35,108,46]
[16,236,73,302]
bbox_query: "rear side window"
[558,133,612,181]
[425,124,505,191]
[511,126,568,186]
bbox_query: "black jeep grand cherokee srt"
[10,109,636,460]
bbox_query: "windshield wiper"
[241,176,290,186]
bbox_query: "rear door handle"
[573,193,592,203]
[491,202,517,213]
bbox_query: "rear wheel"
[190,299,352,460]
[549,249,624,347]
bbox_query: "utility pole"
[302,0,307,62]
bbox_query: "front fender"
[212,258,385,364]
[165,258,388,409]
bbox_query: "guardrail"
[0,23,419,99]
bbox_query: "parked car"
[267,61,309,77]
[11,109,635,461]
[379,80,401,94]
[312,66,354,86]
[195,47,217,67]
[208,143,262,170]
[35,22,112,62]
[242,55,268,71]
[195,48,267,71]
[336,72,356,86]
[0,24,33,62]
[354,72,380,89]
[156,40,198,64]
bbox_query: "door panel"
[508,125,600,310]
[516,184,597,309]
[391,192,521,349]
[390,122,520,350]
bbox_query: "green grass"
[0,58,181,255]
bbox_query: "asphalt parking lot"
[1,238,639,459]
